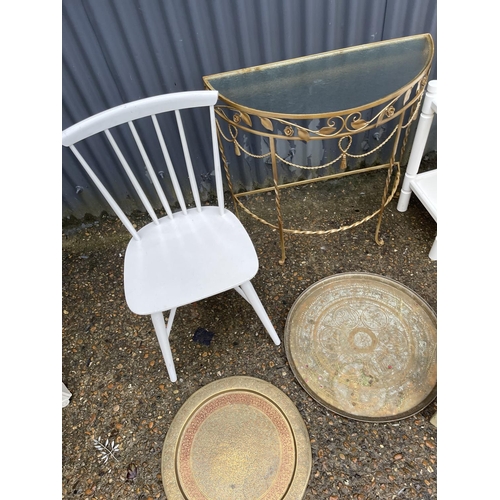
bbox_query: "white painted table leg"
[62,382,72,408]
[430,412,437,427]
[397,80,438,212]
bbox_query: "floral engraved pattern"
[217,78,424,143]
[177,391,296,500]
[287,276,437,420]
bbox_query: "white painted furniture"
[62,382,72,408]
[397,80,437,260]
[62,91,281,382]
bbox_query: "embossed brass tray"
[161,376,312,499]
[284,273,437,422]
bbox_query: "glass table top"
[203,34,433,117]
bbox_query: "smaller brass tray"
[161,376,311,499]
[284,273,437,422]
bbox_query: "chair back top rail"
[62,91,223,239]
[62,91,218,146]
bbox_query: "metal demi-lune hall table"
[203,34,434,264]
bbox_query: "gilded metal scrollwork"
[204,35,434,264]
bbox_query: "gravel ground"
[62,159,437,499]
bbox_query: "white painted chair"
[62,91,281,382]
[397,80,437,260]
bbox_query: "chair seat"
[409,169,437,222]
[124,206,259,315]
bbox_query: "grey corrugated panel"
[382,0,438,158]
[383,0,437,77]
[62,0,437,219]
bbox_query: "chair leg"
[239,281,281,345]
[151,310,177,383]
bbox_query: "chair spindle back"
[62,91,223,240]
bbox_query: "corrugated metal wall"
[62,0,437,219]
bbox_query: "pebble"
[62,180,437,499]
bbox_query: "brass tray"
[284,273,437,422]
[161,376,312,499]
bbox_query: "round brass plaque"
[284,273,437,422]
[161,376,312,499]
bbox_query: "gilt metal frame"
[204,35,434,264]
